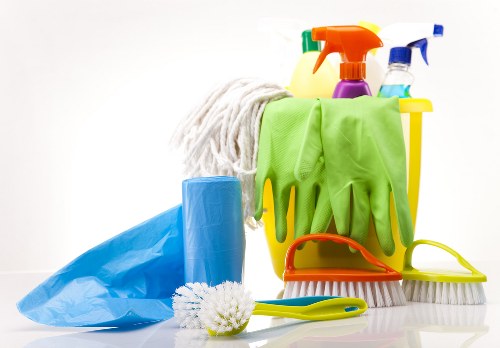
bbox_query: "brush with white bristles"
[283,234,407,308]
[173,281,368,336]
[172,282,213,329]
[198,281,256,336]
[401,240,487,305]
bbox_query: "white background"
[1,0,499,289]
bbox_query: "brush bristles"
[402,280,486,305]
[283,281,406,307]
[198,281,255,336]
[172,282,212,329]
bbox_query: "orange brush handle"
[284,234,402,282]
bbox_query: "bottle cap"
[389,47,412,65]
[302,30,321,53]
[340,62,366,80]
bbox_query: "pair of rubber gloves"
[255,97,413,255]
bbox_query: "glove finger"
[370,184,395,256]
[393,188,414,247]
[294,184,315,239]
[331,184,351,236]
[294,101,323,182]
[310,183,333,233]
[254,174,267,221]
[349,184,371,247]
[272,182,292,243]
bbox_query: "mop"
[171,78,291,223]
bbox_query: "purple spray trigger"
[408,39,429,65]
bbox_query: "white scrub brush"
[173,281,367,337]
[198,281,256,336]
[402,240,487,305]
[172,282,213,329]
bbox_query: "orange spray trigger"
[312,25,383,79]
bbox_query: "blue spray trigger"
[433,24,444,37]
[408,38,429,65]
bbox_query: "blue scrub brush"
[173,281,367,336]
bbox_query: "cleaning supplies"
[182,176,245,285]
[402,240,487,305]
[288,30,339,98]
[254,98,332,242]
[18,205,185,327]
[312,25,383,98]
[377,23,444,98]
[295,97,413,255]
[171,78,291,222]
[196,281,367,336]
[283,234,406,307]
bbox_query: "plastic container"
[377,23,443,98]
[262,98,432,278]
[378,62,414,98]
[287,30,338,98]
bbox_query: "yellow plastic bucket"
[262,98,433,277]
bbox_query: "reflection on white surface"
[24,303,489,348]
[405,303,488,348]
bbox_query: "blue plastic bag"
[17,205,184,327]
[182,176,245,285]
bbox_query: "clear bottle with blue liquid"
[377,24,443,98]
[378,47,414,98]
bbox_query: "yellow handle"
[403,239,487,282]
[253,297,367,321]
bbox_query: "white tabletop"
[1,264,499,348]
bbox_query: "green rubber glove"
[294,97,413,255]
[255,98,332,242]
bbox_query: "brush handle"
[253,296,367,321]
[285,234,399,275]
[403,239,485,276]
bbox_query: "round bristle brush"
[173,281,367,336]
[172,282,213,329]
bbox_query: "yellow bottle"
[288,30,339,98]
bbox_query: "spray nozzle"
[312,25,383,79]
[380,23,444,66]
[409,39,429,65]
[433,24,444,37]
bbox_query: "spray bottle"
[377,23,444,98]
[312,25,383,98]
[288,30,339,98]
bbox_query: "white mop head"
[171,78,291,223]
[283,280,406,308]
[402,280,486,305]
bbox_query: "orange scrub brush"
[283,234,406,307]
